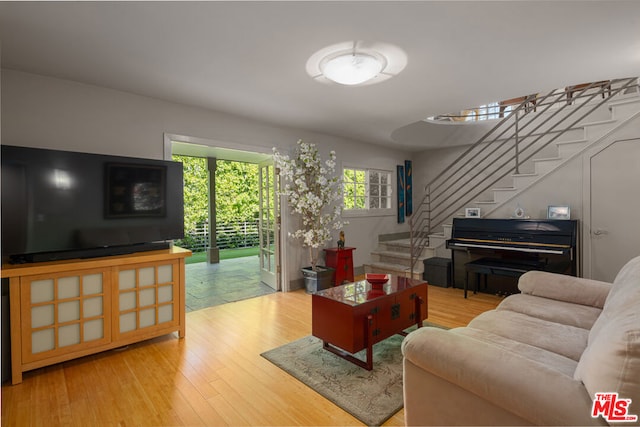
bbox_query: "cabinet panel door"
[113,260,180,340]
[21,268,111,363]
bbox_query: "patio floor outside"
[184,255,276,312]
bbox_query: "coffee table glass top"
[314,275,426,306]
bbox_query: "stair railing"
[409,77,639,276]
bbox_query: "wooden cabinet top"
[1,247,192,278]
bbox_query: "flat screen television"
[1,145,184,264]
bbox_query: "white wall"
[1,69,411,289]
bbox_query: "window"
[343,168,366,209]
[427,101,512,122]
[463,103,505,121]
[343,167,392,213]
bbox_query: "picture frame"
[465,207,481,218]
[547,205,570,220]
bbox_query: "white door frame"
[582,134,640,279]
[163,132,289,290]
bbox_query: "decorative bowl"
[366,273,389,287]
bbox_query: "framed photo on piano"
[547,205,571,220]
[465,207,481,218]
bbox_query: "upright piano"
[446,218,578,295]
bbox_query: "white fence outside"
[176,220,259,252]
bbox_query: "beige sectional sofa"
[402,255,640,426]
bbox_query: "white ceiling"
[1,1,639,151]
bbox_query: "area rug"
[260,322,448,426]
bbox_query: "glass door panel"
[258,161,280,290]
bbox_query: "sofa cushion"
[518,270,611,308]
[402,327,603,426]
[452,327,578,377]
[468,310,589,361]
[574,256,640,414]
[497,293,602,329]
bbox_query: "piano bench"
[464,258,543,298]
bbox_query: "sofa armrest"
[518,271,611,308]
[402,327,604,426]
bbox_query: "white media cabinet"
[1,247,191,384]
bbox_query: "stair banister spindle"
[515,113,520,174]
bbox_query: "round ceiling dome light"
[320,52,385,85]
[306,41,407,87]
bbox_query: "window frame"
[342,165,394,218]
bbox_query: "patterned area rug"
[261,323,447,426]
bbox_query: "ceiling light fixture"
[306,41,407,87]
[320,52,384,86]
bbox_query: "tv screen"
[1,145,184,263]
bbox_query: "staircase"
[367,78,640,278]
[367,225,452,279]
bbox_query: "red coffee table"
[311,275,428,370]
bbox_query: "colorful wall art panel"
[397,165,405,223]
[405,160,412,216]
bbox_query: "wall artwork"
[397,165,405,223]
[405,160,413,216]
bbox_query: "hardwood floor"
[1,285,501,426]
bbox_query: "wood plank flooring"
[1,285,501,426]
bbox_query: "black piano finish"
[446,218,578,294]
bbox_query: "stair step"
[609,96,640,119]
[556,139,588,157]
[512,172,538,188]
[533,157,563,174]
[608,96,640,109]
[581,118,617,127]
[378,239,436,255]
[583,119,618,140]
[492,187,518,203]
[442,224,453,239]
[428,233,447,246]
[551,127,587,143]
[372,248,435,266]
[366,262,423,280]
[367,261,409,271]
[371,250,411,262]
[379,239,411,251]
